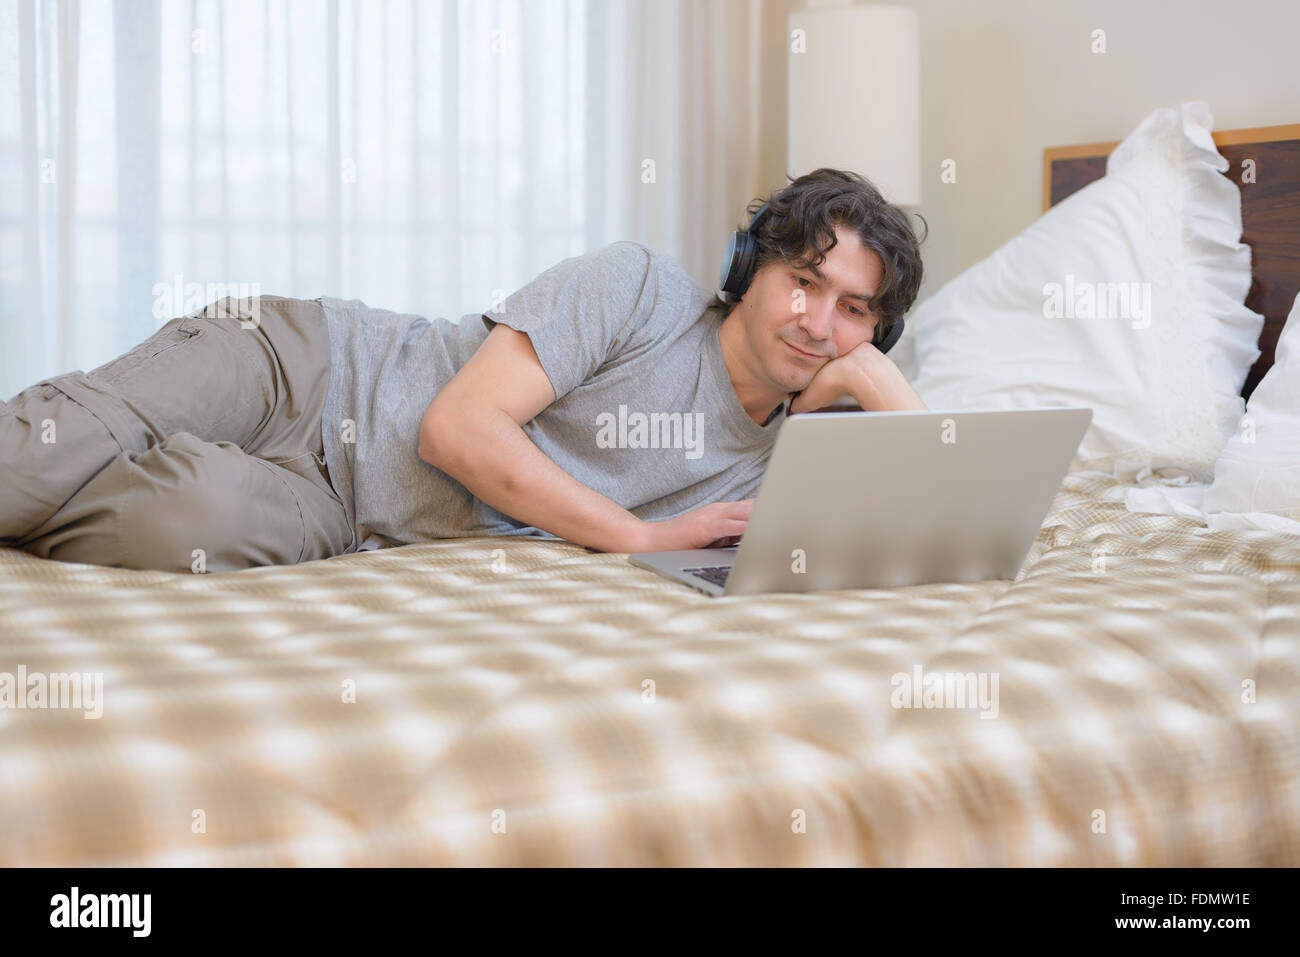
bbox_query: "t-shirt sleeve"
[480,241,652,402]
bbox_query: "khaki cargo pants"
[0,296,356,573]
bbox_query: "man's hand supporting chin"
[787,339,928,414]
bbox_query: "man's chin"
[788,360,821,385]
[778,376,815,398]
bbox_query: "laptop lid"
[719,406,1092,595]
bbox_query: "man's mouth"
[784,339,823,360]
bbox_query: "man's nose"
[796,296,835,340]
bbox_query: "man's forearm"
[845,364,928,411]
[422,408,645,552]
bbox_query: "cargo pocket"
[93,323,205,388]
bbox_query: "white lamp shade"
[788,4,921,207]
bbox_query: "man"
[0,168,926,572]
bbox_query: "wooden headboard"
[1043,123,1300,401]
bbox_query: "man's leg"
[0,380,127,543]
[1,295,354,566]
[17,431,352,572]
[1,306,268,541]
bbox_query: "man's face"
[734,223,883,396]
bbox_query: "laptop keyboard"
[682,565,731,588]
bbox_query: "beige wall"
[760,0,1300,301]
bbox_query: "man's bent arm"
[418,322,647,553]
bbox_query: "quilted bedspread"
[2,468,1298,866]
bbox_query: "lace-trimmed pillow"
[906,101,1263,482]
[1200,291,1300,534]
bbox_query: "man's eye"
[794,275,867,318]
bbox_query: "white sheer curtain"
[0,0,764,398]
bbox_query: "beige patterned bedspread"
[2,468,1297,866]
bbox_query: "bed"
[2,119,1299,867]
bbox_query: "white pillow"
[1199,291,1300,534]
[906,101,1263,481]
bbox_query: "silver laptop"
[628,406,1092,597]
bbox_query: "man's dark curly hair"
[708,168,928,338]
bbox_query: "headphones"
[718,197,905,355]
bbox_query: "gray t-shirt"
[317,240,787,552]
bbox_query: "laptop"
[628,406,1092,597]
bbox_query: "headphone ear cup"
[875,317,904,354]
[730,232,757,298]
[720,231,759,299]
[718,230,746,296]
[720,200,771,300]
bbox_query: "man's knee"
[24,431,318,573]
[0,380,123,543]
[115,432,268,572]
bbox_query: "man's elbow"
[416,431,440,467]
[418,406,457,467]
[419,403,500,471]
[417,432,437,466]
